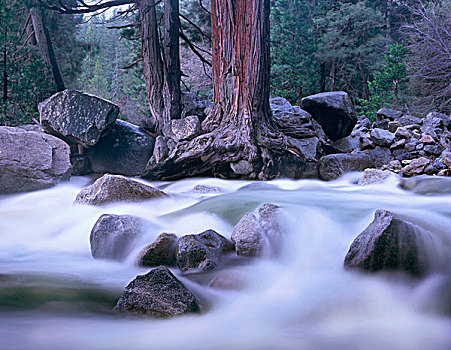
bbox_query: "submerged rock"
[114,266,199,317]
[90,214,143,261]
[176,229,234,272]
[138,233,178,267]
[0,126,71,194]
[74,174,167,205]
[400,176,451,195]
[85,120,155,176]
[39,89,119,147]
[301,91,357,141]
[344,210,435,277]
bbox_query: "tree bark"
[163,0,181,120]
[2,25,7,103]
[30,7,65,92]
[144,0,305,180]
[329,59,336,91]
[139,0,166,133]
[319,62,326,92]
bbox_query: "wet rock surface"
[74,174,167,205]
[318,153,374,180]
[344,210,435,277]
[85,120,155,176]
[138,233,178,267]
[90,214,143,261]
[113,266,199,317]
[0,126,71,194]
[176,229,234,272]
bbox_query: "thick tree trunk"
[144,0,305,180]
[30,7,65,92]
[163,0,181,120]
[139,0,166,133]
[2,25,7,103]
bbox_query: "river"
[1,174,450,350]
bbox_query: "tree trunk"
[358,57,369,100]
[30,7,65,92]
[2,25,7,103]
[140,0,166,133]
[163,0,181,120]
[319,62,326,92]
[144,0,305,180]
[329,59,336,91]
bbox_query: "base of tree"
[143,124,314,181]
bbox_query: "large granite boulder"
[114,266,199,317]
[85,120,155,176]
[301,91,357,141]
[90,214,143,261]
[138,233,178,267]
[0,127,71,194]
[39,90,119,147]
[318,153,374,180]
[344,210,434,277]
[74,174,167,205]
[175,229,234,272]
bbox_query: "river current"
[0,174,450,350]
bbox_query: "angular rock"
[370,128,395,146]
[390,139,406,150]
[358,169,392,186]
[424,112,450,128]
[419,135,435,144]
[175,229,234,272]
[74,174,167,205]
[138,233,178,267]
[398,115,422,127]
[0,127,71,194]
[376,108,403,121]
[170,116,200,141]
[301,91,357,141]
[424,144,444,156]
[290,137,320,160]
[318,153,374,181]
[357,116,372,129]
[230,160,253,175]
[70,154,92,176]
[344,210,434,277]
[367,146,394,167]
[372,119,389,130]
[153,136,170,163]
[39,89,119,147]
[231,213,265,257]
[332,135,360,154]
[388,121,400,133]
[401,157,431,177]
[85,120,155,176]
[90,214,143,261]
[442,149,451,168]
[113,266,199,317]
[270,97,315,138]
[394,127,412,139]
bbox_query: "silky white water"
[0,174,450,350]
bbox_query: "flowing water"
[1,174,450,350]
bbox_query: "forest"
[1,0,450,128]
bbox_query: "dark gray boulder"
[0,127,71,194]
[301,91,357,141]
[39,90,119,147]
[270,97,315,138]
[370,128,395,146]
[113,266,199,317]
[344,210,434,277]
[376,108,403,121]
[85,120,155,176]
[74,174,167,206]
[175,229,234,272]
[137,233,178,267]
[318,153,374,180]
[90,214,143,261]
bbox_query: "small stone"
[113,266,199,317]
[388,121,400,132]
[441,149,451,168]
[358,169,392,186]
[74,174,167,206]
[394,127,411,139]
[390,139,406,150]
[376,108,403,121]
[176,230,234,272]
[192,185,220,193]
[401,157,431,177]
[420,135,435,144]
[170,116,201,141]
[424,144,444,156]
[388,160,402,170]
[230,160,253,175]
[90,214,143,261]
[137,233,178,267]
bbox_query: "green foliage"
[359,44,408,121]
[270,0,318,104]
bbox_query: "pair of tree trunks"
[139,0,181,135]
[145,0,303,180]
